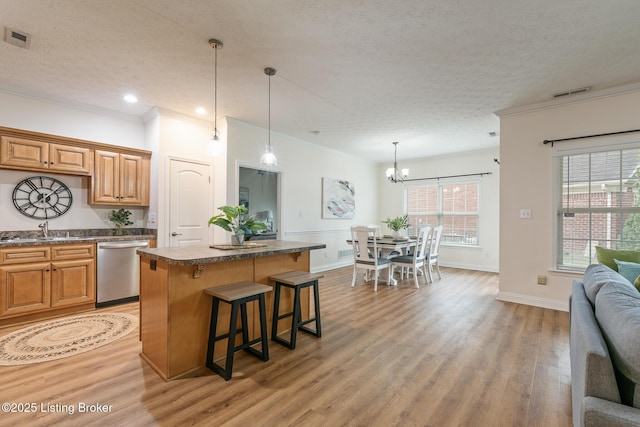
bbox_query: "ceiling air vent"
[5,27,31,49]
[553,86,591,99]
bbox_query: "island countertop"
[137,240,326,266]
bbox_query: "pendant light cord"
[268,71,271,149]
[208,38,223,141]
[214,45,218,138]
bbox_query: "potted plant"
[109,208,134,236]
[382,214,410,238]
[208,205,267,245]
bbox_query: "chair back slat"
[431,225,443,258]
[351,226,377,263]
[414,226,432,261]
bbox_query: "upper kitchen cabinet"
[0,126,152,207]
[0,135,92,175]
[92,149,150,206]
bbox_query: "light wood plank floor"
[0,266,572,426]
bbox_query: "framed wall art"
[322,177,355,219]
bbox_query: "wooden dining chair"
[390,226,432,288]
[350,225,391,291]
[428,225,444,282]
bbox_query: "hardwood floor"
[0,266,572,426]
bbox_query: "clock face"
[12,176,73,219]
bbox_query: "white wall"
[151,109,227,248]
[0,91,147,232]
[226,118,378,272]
[377,147,500,272]
[497,83,640,311]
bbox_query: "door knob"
[171,232,182,236]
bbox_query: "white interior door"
[169,158,212,247]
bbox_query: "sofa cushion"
[614,259,640,285]
[583,263,632,306]
[596,246,640,271]
[595,281,640,408]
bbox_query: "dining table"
[346,236,417,285]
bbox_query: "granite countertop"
[0,229,156,247]
[137,240,326,266]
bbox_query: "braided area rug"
[0,313,137,365]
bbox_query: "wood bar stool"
[204,281,272,381]
[269,271,323,349]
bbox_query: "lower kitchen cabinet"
[0,262,51,317]
[51,258,95,307]
[0,243,96,324]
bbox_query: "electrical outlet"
[520,209,532,219]
[537,275,547,285]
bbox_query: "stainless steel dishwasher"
[97,240,150,307]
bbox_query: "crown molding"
[495,81,640,118]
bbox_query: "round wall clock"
[12,176,73,219]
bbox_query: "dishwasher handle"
[98,241,150,249]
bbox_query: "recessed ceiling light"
[123,94,138,103]
[196,107,207,115]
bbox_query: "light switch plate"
[520,209,532,219]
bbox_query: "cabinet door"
[92,149,120,204]
[49,143,92,175]
[0,136,49,169]
[51,259,95,307]
[119,153,148,205]
[0,263,51,318]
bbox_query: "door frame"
[235,160,282,240]
[163,155,214,247]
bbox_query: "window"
[555,146,640,270]
[405,180,480,246]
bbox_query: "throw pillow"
[614,259,640,285]
[635,275,640,293]
[595,246,640,271]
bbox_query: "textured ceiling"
[1,0,639,163]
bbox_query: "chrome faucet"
[38,221,49,239]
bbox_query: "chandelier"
[386,141,409,183]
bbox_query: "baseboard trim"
[496,291,568,312]
[311,259,352,273]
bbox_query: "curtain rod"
[402,172,492,182]
[543,129,640,147]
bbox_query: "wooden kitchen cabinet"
[0,243,96,324]
[51,258,95,308]
[92,149,150,206]
[0,135,92,175]
[0,262,51,317]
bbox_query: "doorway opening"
[238,166,280,241]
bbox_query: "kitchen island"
[137,240,325,381]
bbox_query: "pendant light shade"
[260,67,277,166]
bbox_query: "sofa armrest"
[583,396,640,427]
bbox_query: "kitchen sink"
[38,237,82,241]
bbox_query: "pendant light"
[260,67,277,166]
[208,38,223,143]
[386,141,409,183]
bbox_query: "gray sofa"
[571,263,640,426]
